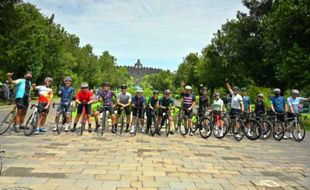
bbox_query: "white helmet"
[185,85,192,90]
[45,77,53,82]
[291,89,299,95]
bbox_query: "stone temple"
[117,59,163,83]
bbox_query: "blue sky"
[27,0,248,71]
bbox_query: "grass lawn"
[302,113,310,131]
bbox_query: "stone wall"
[117,65,163,79]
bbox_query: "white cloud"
[27,0,248,70]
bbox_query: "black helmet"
[120,84,127,89]
[102,81,110,87]
[153,90,159,95]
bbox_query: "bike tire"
[273,120,284,141]
[24,113,36,136]
[150,114,157,136]
[179,115,189,136]
[260,120,272,140]
[98,112,106,136]
[164,117,170,137]
[190,114,199,133]
[292,121,306,142]
[232,120,245,141]
[0,111,14,135]
[77,121,85,136]
[199,117,212,139]
[54,113,62,135]
[244,119,261,141]
[119,114,124,135]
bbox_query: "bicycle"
[284,113,306,142]
[148,108,159,136]
[242,112,262,141]
[0,147,5,176]
[97,106,110,136]
[191,109,213,139]
[175,106,191,136]
[226,113,245,141]
[266,112,285,141]
[0,105,18,135]
[252,113,273,140]
[52,102,72,135]
[118,107,128,135]
[24,104,45,136]
[75,103,89,136]
[207,111,228,139]
[158,107,171,137]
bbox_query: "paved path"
[0,105,309,190]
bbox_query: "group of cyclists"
[4,71,309,139]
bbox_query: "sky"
[27,0,248,71]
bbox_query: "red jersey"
[76,90,93,102]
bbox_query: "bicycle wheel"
[150,114,157,136]
[0,111,14,135]
[260,120,272,140]
[213,118,228,139]
[119,114,124,135]
[190,114,199,133]
[232,120,245,141]
[173,115,180,132]
[199,117,212,139]
[24,113,37,136]
[244,119,261,141]
[164,117,170,137]
[54,113,63,135]
[76,120,85,136]
[292,121,306,142]
[97,112,106,136]
[273,120,284,141]
[179,115,189,136]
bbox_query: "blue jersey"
[243,96,251,111]
[287,97,307,113]
[132,95,146,109]
[59,86,74,105]
[270,96,286,112]
[14,79,31,99]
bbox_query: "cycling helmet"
[233,86,240,91]
[25,71,33,75]
[102,81,110,87]
[185,85,192,90]
[213,92,220,97]
[257,93,264,98]
[273,88,281,95]
[81,82,89,88]
[136,88,144,93]
[164,89,171,95]
[153,90,159,95]
[45,77,53,82]
[291,89,299,95]
[241,87,247,92]
[64,76,72,82]
[201,87,207,90]
[120,84,127,89]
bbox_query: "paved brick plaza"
[0,107,309,190]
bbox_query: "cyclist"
[255,93,265,117]
[158,89,175,135]
[198,86,209,118]
[7,71,33,131]
[53,76,74,132]
[180,81,196,136]
[32,77,54,134]
[225,80,244,137]
[130,88,146,134]
[270,88,287,122]
[116,84,131,132]
[71,83,93,133]
[146,90,159,134]
[241,88,251,113]
[93,82,117,133]
[212,92,224,136]
[286,89,310,139]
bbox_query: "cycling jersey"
[255,99,265,115]
[243,96,251,111]
[181,92,196,109]
[287,97,307,113]
[37,85,53,103]
[99,90,116,106]
[59,86,74,105]
[199,95,209,110]
[117,92,131,104]
[76,90,93,102]
[148,96,159,109]
[229,89,243,110]
[212,99,224,112]
[14,79,31,99]
[132,95,146,109]
[270,96,286,112]
[159,97,174,108]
